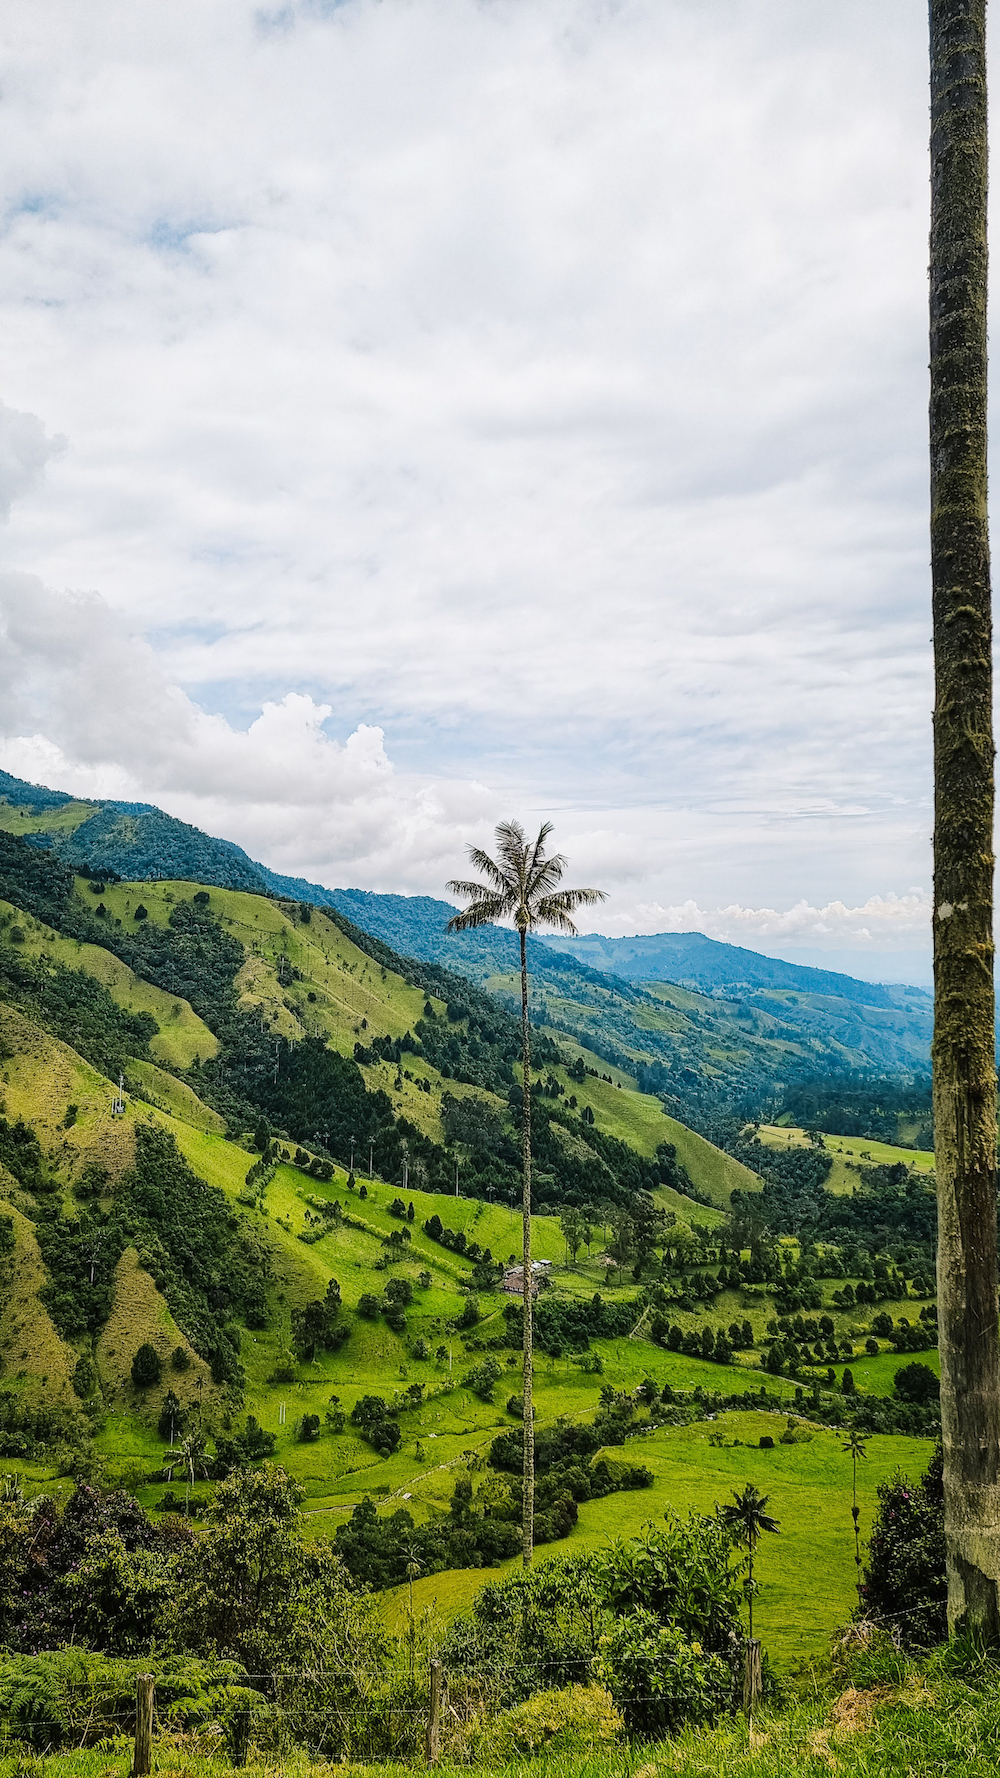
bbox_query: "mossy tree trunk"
[930,0,1000,1641]
[519,926,534,1565]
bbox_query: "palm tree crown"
[720,1483,780,1642]
[447,819,604,1567]
[447,819,606,938]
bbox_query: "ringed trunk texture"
[930,0,1000,1640]
[519,926,534,1565]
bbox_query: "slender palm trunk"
[747,1543,754,1642]
[929,0,1000,1641]
[519,926,534,1565]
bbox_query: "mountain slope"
[0,770,933,1098]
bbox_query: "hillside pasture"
[757,1125,935,1196]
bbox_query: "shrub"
[863,1443,946,1649]
[468,1684,621,1760]
[595,1611,732,1738]
[131,1343,162,1389]
[465,1357,502,1402]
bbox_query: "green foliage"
[291,1279,347,1361]
[863,1443,946,1649]
[465,1356,502,1401]
[467,1683,622,1760]
[445,1510,742,1739]
[0,1649,249,1749]
[0,1117,47,1194]
[130,1342,163,1388]
[170,1465,386,1691]
[894,1362,940,1404]
[595,1610,733,1738]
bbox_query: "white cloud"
[0,572,500,887]
[0,2,956,950]
[621,892,933,951]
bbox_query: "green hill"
[0,769,933,1099]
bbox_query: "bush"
[0,1650,249,1750]
[595,1611,732,1738]
[862,1442,946,1649]
[131,1343,163,1389]
[468,1684,621,1760]
[465,1357,502,1402]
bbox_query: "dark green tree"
[131,1343,163,1389]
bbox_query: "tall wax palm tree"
[720,1483,780,1646]
[928,0,1000,1640]
[841,1430,868,1606]
[448,819,605,1565]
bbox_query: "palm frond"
[532,887,607,935]
[464,846,517,894]
[526,853,569,898]
[529,820,555,868]
[446,877,510,905]
[446,894,510,932]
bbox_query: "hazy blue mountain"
[539,928,910,1009]
[0,768,932,1100]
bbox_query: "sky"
[0,0,982,987]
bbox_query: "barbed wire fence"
[0,1599,934,1773]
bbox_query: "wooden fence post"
[133,1674,154,1777]
[742,1638,762,1719]
[425,1660,442,1764]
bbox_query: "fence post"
[742,1638,762,1718]
[133,1674,154,1777]
[425,1660,442,1764]
[231,1703,251,1768]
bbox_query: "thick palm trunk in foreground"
[930,0,1000,1640]
[519,928,534,1565]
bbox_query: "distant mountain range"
[0,769,933,1102]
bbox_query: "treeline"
[780,1072,934,1150]
[334,1414,653,1588]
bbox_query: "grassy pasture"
[386,1409,933,1671]
[0,799,94,836]
[757,1125,934,1197]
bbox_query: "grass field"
[0,798,95,836]
[757,1125,935,1196]
[385,1408,932,1670]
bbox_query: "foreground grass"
[6,1648,1000,1777]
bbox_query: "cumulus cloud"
[0,573,499,887]
[0,2,951,956]
[622,892,933,950]
[0,402,64,523]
